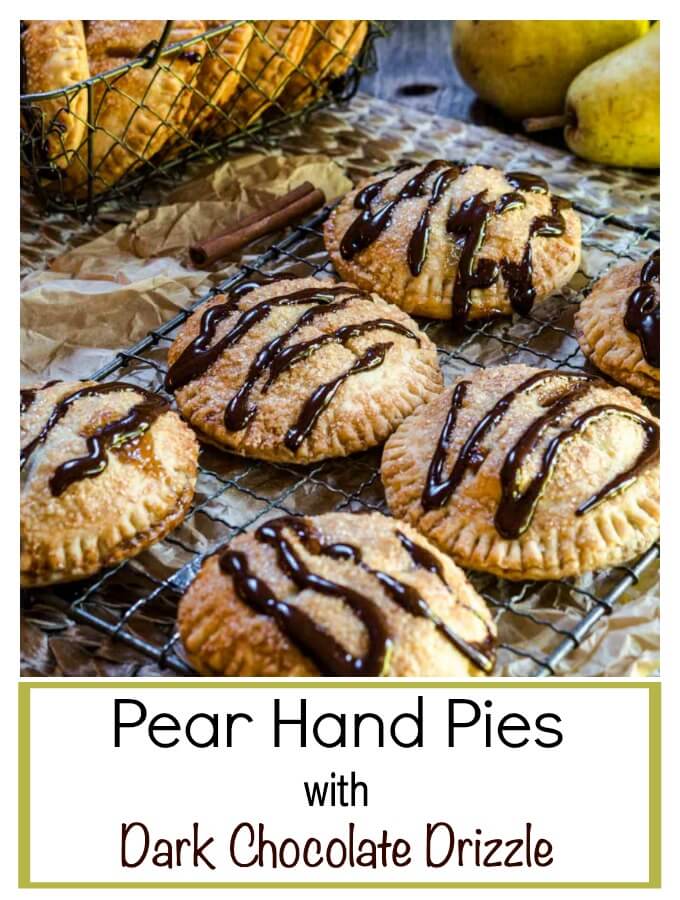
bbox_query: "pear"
[452,20,649,120]
[563,24,659,168]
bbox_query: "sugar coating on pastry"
[223,20,313,130]
[575,251,660,398]
[22,20,89,167]
[382,364,659,580]
[325,161,581,323]
[61,20,206,195]
[178,511,496,677]
[279,20,368,111]
[21,380,199,587]
[165,276,443,464]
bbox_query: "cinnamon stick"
[523,114,568,133]
[189,182,325,266]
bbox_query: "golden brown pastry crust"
[222,20,313,130]
[21,380,199,587]
[279,20,368,111]
[183,21,253,135]
[23,20,89,167]
[178,511,496,677]
[575,257,660,398]
[62,20,205,195]
[166,276,443,464]
[381,364,659,581]
[324,162,581,321]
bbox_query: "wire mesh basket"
[20,196,660,677]
[20,20,384,217]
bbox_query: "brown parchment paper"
[20,93,659,677]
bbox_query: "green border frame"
[18,681,661,889]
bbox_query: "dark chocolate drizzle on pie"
[220,516,494,676]
[284,342,393,452]
[422,371,659,538]
[165,284,360,393]
[20,382,168,496]
[49,391,167,497]
[20,380,61,414]
[623,250,660,367]
[338,163,571,325]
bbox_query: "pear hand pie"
[576,250,660,398]
[21,380,199,587]
[165,276,443,464]
[324,161,581,324]
[382,364,659,581]
[178,511,496,677]
[22,20,89,168]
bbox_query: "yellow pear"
[564,24,659,168]
[452,20,649,119]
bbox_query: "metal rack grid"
[21,199,660,677]
[20,21,385,218]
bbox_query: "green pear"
[452,20,649,119]
[564,24,659,168]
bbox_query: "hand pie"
[178,511,496,676]
[22,20,89,168]
[221,20,313,131]
[576,251,659,398]
[279,20,368,111]
[166,277,442,464]
[182,20,253,136]
[21,380,199,587]
[382,364,659,581]
[63,20,205,195]
[325,161,581,324]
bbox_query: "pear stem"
[523,114,568,133]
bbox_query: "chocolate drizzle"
[165,284,359,393]
[20,379,60,414]
[49,391,167,497]
[338,162,571,326]
[624,250,660,367]
[221,516,494,675]
[422,371,659,537]
[340,160,451,261]
[284,342,392,452]
[20,382,168,496]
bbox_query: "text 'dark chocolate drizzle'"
[20,382,168,497]
[624,249,660,367]
[422,371,659,538]
[220,516,494,676]
[338,162,571,327]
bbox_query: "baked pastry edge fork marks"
[21,380,199,587]
[382,364,659,580]
[178,511,496,677]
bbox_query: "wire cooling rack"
[21,200,660,677]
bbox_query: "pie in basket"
[279,20,368,111]
[182,20,253,135]
[324,160,581,324]
[575,250,660,398]
[62,20,206,196]
[165,276,443,464]
[381,364,659,580]
[21,380,199,587]
[221,20,313,131]
[22,20,89,168]
[178,511,496,676]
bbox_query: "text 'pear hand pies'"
[21,380,199,587]
[576,250,660,398]
[324,160,581,324]
[178,511,496,676]
[165,276,443,464]
[382,364,659,581]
